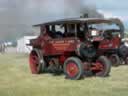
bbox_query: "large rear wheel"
[64,57,84,80]
[29,49,46,74]
[92,56,111,77]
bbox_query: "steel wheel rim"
[66,62,79,77]
[29,52,39,73]
[92,61,104,74]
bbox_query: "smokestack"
[80,13,89,18]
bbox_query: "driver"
[103,31,113,39]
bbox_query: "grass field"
[0,54,128,96]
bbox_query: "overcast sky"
[0,0,127,41]
[95,0,128,26]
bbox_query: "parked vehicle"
[96,18,124,67]
[26,18,125,80]
[118,38,128,65]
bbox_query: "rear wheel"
[29,49,46,74]
[64,57,83,80]
[125,57,128,64]
[92,56,111,77]
[109,54,121,67]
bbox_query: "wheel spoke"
[91,61,104,72]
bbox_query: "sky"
[94,0,128,27]
[0,0,127,41]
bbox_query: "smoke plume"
[0,0,103,41]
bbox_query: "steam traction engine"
[26,18,124,80]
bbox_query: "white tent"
[17,36,37,53]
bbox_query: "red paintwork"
[43,38,79,56]
[29,53,39,74]
[91,62,104,71]
[99,36,121,49]
[66,62,79,77]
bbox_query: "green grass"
[0,53,128,96]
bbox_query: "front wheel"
[93,56,111,77]
[64,57,83,80]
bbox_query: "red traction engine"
[27,18,116,80]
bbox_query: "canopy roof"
[33,18,124,37]
[33,18,123,27]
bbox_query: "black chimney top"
[80,13,88,18]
